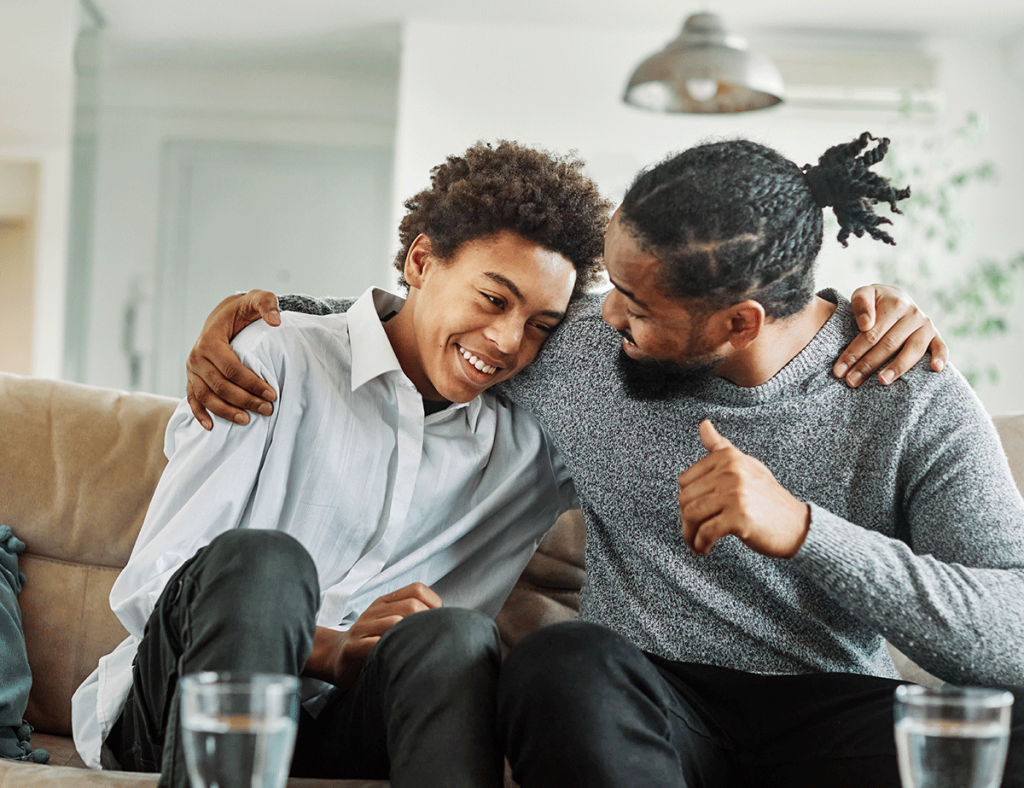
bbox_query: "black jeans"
[497,620,1024,788]
[104,529,505,788]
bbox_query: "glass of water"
[180,672,299,788]
[895,684,1014,788]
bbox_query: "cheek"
[634,324,677,359]
[508,339,545,375]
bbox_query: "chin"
[615,347,721,401]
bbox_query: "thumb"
[699,419,732,452]
[237,289,282,331]
[850,285,876,332]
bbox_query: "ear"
[719,300,765,351]
[404,234,434,289]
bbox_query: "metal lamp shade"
[623,12,784,114]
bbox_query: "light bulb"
[685,78,718,102]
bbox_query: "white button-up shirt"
[72,287,575,769]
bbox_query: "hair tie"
[801,164,837,210]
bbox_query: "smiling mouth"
[618,330,637,346]
[458,345,498,375]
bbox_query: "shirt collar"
[348,287,482,420]
[349,287,409,392]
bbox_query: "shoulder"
[498,290,614,400]
[231,312,352,379]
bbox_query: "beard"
[615,345,723,401]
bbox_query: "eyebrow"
[483,271,566,320]
[608,276,648,309]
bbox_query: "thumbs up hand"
[678,420,811,558]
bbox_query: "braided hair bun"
[802,132,911,247]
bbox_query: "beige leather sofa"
[0,369,1021,787]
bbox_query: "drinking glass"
[180,672,299,788]
[895,684,1014,788]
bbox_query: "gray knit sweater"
[281,290,1024,686]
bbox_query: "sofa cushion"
[0,374,177,567]
[0,373,177,734]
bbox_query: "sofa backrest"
[0,372,177,735]
[993,412,1024,492]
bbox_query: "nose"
[485,314,525,356]
[601,288,627,331]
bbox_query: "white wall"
[393,20,1024,414]
[74,36,399,393]
[0,0,78,379]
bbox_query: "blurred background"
[1,0,1022,413]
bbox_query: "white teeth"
[459,347,497,375]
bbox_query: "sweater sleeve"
[278,294,355,316]
[790,372,1024,687]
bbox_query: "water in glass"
[180,672,298,788]
[896,717,1010,788]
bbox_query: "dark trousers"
[104,529,505,788]
[497,621,1024,788]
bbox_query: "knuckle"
[876,335,901,354]
[220,359,244,380]
[208,376,232,398]
[862,326,884,344]
[410,582,430,597]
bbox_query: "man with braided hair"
[181,134,1016,787]
[488,133,1024,787]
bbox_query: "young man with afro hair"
[72,140,611,788]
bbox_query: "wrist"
[783,502,812,558]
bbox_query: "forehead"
[604,213,706,325]
[447,231,576,305]
[604,213,664,296]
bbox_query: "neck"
[716,296,837,387]
[382,298,445,402]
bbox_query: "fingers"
[238,289,283,330]
[361,583,443,624]
[186,378,214,431]
[382,581,444,609]
[849,284,879,332]
[678,422,734,490]
[680,492,726,553]
[698,419,732,452]
[928,335,948,373]
[835,285,946,386]
[688,515,734,556]
[872,324,945,385]
[185,356,275,430]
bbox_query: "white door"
[152,141,393,397]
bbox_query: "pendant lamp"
[623,12,784,114]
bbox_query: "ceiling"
[85,0,1024,46]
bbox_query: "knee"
[195,530,318,621]
[499,622,643,709]
[378,607,501,666]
